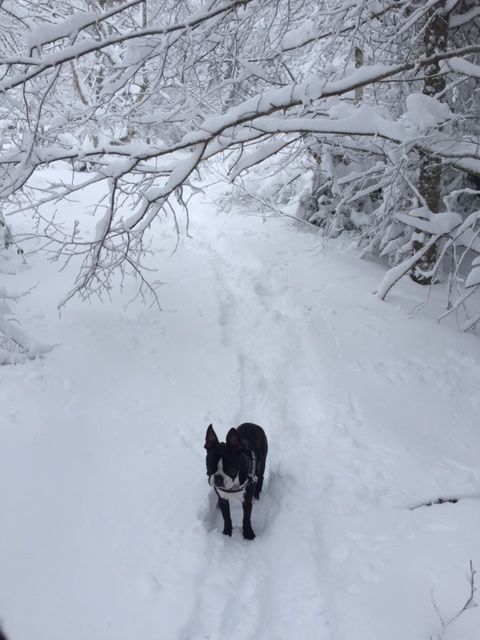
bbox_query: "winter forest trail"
[1,199,480,640]
[185,221,338,640]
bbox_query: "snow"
[396,208,462,234]
[450,5,480,28]
[3,1,245,93]
[279,19,317,51]
[178,66,403,149]
[466,257,480,288]
[278,3,396,53]
[447,57,480,80]
[253,107,406,142]
[229,139,298,179]
[404,93,451,130]
[1,170,480,640]
[27,12,98,50]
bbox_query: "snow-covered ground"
[1,178,480,640]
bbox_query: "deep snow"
[1,184,480,640]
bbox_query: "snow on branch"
[278,0,397,54]
[26,0,145,50]
[450,5,480,29]
[446,57,480,79]
[376,234,442,301]
[0,0,255,92]
[377,207,480,331]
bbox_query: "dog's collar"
[215,483,248,495]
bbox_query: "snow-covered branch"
[0,0,254,92]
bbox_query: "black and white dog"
[205,423,268,540]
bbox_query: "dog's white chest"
[215,487,246,502]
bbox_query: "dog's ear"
[226,427,241,449]
[205,424,219,450]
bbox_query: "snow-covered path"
[1,199,480,640]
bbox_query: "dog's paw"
[222,527,233,537]
[243,528,255,540]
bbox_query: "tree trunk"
[354,47,364,103]
[411,1,449,285]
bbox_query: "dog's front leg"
[218,497,233,536]
[242,486,255,540]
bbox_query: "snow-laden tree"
[0,0,480,327]
[294,0,480,327]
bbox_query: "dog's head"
[204,424,250,491]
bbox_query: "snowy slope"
[1,183,480,640]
